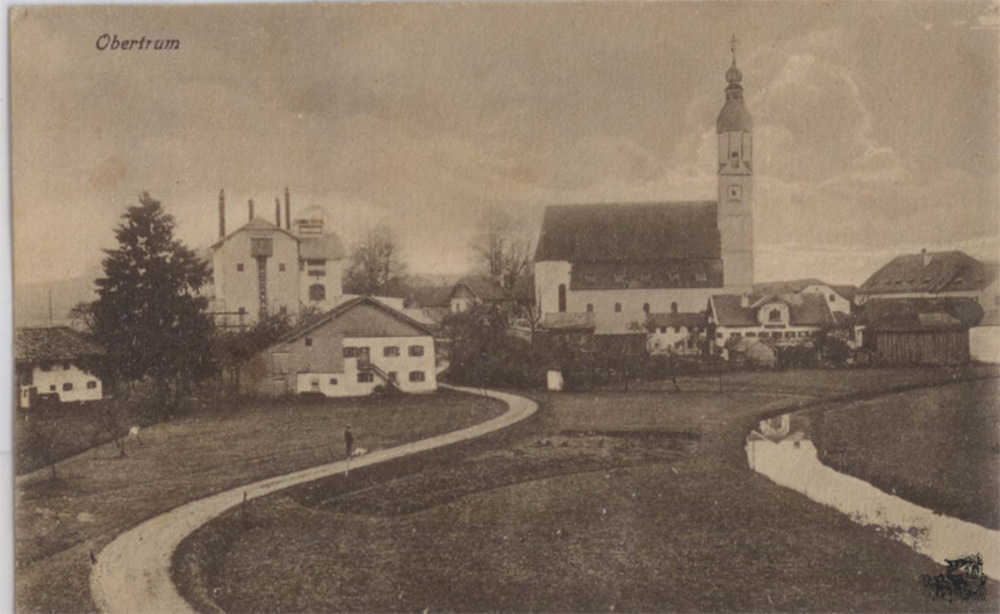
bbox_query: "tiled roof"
[279,296,435,343]
[753,279,859,303]
[860,298,984,332]
[861,251,997,295]
[15,326,104,364]
[210,217,299,250]
[711,294,836,327]
[647,312,708,329]
[453,275,509,301]
[405,285,453,308]
[534,202,721,263]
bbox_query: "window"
[306,259,325,266]
[63,362,71,370]
[768,308,782,323]
[357,372,374,383]
[329,377,338,385]
[49,385,56,391]
[408,345,424,357]
[62,382,73,391]
[785,332,796,338]
[695,272,708,283]
[716,332,724,339]
[310,378,320,391]
[674,326,681,333]
[299,261,305,272]
[667,273,681,284]
[40,363,51,372]
[279,263,286,272]
[237,263,244,272]
[343,347,358,358]
[384,346,400,357]
[409,371,426,382]
[730,151,739,167]
[746,332,756,337]
[586,304,594,313]
[238,306,247,315]
[829,294,836,302]
[87,381,97,389]
[643,303,650,313]
[309,283,326,302]
[758,332,768,338]
[615,303,622,313]
[731,332,741,339]
[671,302,678,314]
[305,338,313,347]
[558,284,567,313]
[251,237,273,257]
[389,372,398,382]
[584,273,597,284]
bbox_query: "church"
[534,51,754,320]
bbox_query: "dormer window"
[768,308,782,323]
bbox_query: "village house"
[708,293,837,349]
[646,312,709,356]
[241,296,437,397]
[859,249,999,308]
[753,279,857,316]
[207,189,346,326]
[15,326,104,408]
[534,53,755,325]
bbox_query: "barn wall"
[872,330,970,365]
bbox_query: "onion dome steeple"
[717,35,753,134]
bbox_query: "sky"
[10,1,1000,287]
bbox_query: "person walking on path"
[344,425,354,476]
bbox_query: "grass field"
[185,366,999,613]
[14,389,504,614]
[811,378,1000,530]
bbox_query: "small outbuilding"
[15,326,104,408]
[860,298,983,365]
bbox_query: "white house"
[15,326,104,408]
[970,310,1000,364]
[208,189,346,326]
[709,293,836,349]
[242,296,437,397]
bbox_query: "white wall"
[971,326,1000,364]
[295,334,436,397]
[213,228,301,322]
[802,285,852,315]
[23,362,102,405]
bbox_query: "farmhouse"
[15,326,104,408]
[207,189,346,326]
[241,296,437,397]
[708,293,836,348]
[859,298,983,365]
[646,312,709,356]
[859,249,999,308]
[534,53,755,319]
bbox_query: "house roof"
[210,217,300,250]
[861,251,997,295]
[452,275,509,301]
[711,293,836,328]
[539,312,596,332]
[534,202,720,263]
[405,285,453,309]
[280,296,435,343]
[860,298,984,332]
[15,326,104,364]
[538,312,646,336]
[753,279,860,303]
[647,312,708,329]
[299,233,345,260]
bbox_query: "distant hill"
[15,274,98,328]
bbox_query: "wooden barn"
[861,298,983,365]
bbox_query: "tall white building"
[208,188,346,326]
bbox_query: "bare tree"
[471,205,533,290]
[344,224,408,296]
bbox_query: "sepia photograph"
[9,1,1000,611]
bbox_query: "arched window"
[614,303,622,313]
[309,283,326,302]
[558,284,567,313]
[586,304,594,313]
[642,303,650,313]
[671,302,678,314]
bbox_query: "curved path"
[90,386,537,614]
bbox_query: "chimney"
[275,198,281,227]
[248,199,255,221]
[218,189,226,238]
[922,248,931,267]
[740,293,750,308]
[284,187,291,230]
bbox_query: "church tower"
[716,39,754,293]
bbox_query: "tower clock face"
[727,185,742,201]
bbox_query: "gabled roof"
[860,298,984,332]
[711,294,836,328]
[534,202,720,263]
[210,217,300,250]
[753,279,859,303]
[279,296,435,343]
[405,285,453,309]
[452,275,509,302]
[861,251,997,295]
[15,326,104,364]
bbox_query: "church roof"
[860,250,997,295]
[534,202,721,263]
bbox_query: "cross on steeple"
[730,34,738,63]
